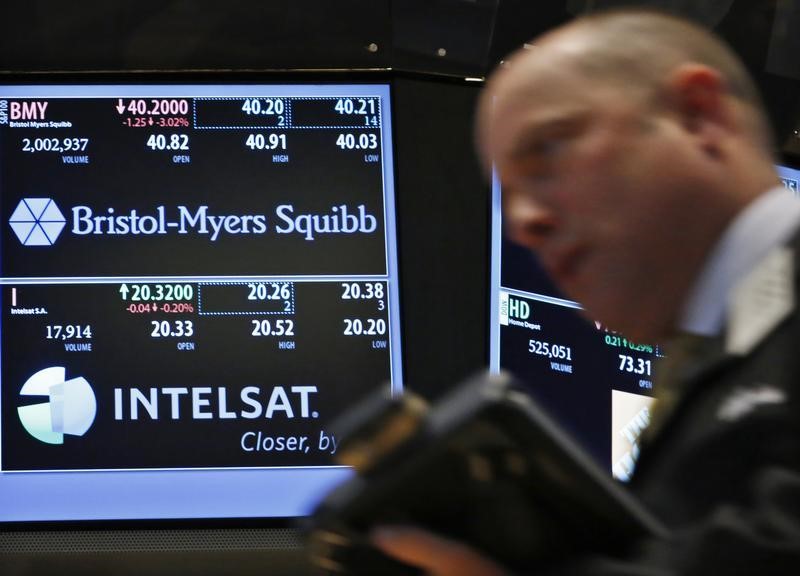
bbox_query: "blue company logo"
[17,367,97,445]
[9,198,66,246]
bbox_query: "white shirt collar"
[679,186,800,336]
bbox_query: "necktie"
[645,332,718,442]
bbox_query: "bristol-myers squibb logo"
[9,200,378,246]
[17,367,97,445]
[9,198,66,246]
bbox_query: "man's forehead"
[491,106,589,171]
[489,59,593,133]
[479,23,628,165]
[491,44,594,112]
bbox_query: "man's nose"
[504,194,557,251]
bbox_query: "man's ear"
[665,63,732,155]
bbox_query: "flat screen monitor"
[489,162,800,481]
[0,82,402,524]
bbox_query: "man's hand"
[371,526,508,576]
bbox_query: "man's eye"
[535,138,564,157]
[514,140,563,169]
[516,140,563,180]
[523,169,554,184]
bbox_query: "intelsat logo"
[17,367,97,445]
[9,198,66,246]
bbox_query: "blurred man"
[373,8,800,575]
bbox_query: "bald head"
[478,9,774,170]
[552,10,762,105]
[476,9,781,341]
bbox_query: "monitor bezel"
[0,70,400,532]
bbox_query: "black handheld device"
[304,371,668,574]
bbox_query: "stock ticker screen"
[490,164,800,480]
[0,84,402,521]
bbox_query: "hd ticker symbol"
[9,198,66,246]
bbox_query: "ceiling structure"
[0,0,798,159]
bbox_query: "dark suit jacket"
[562,235,800,575]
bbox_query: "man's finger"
[371,526,507,576]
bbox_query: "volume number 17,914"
[46,324,92,340]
